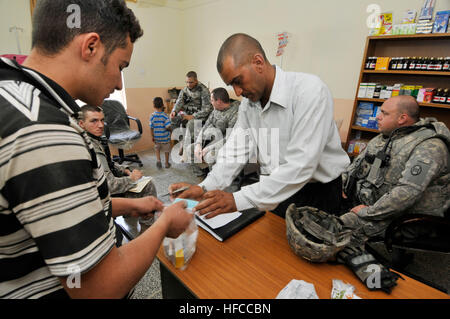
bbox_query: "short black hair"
[80,104,103,120]
[153,97,164,109]
[32,0,143,62]
[217,33,268,73]
[211,87,230,104]
[186,71,197,79]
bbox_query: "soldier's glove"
[336,246,403,294]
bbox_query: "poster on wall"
[276,32,289,57]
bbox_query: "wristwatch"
[200,185,207,194]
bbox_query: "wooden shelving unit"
[346,34,450,155]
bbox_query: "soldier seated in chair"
[341,95,450,246]
[79,105,157,226]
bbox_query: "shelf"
[347,34,450,151]
[357,98,450,109]
[368,33,450,40]
[364,70,450,76]
[351,125,379,133]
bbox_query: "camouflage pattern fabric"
[341,118,450,245]
[172,81,212,123]
[89,136,157,197]
[185,100,240,165]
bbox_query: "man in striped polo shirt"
[0,0,192,299]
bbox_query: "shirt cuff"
[233,190,257,211]
[198,178,216,192]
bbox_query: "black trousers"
[272,176,343,218]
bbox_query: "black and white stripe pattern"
[0,58,115,299]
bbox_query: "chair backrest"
[101,99,130,134]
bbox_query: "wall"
[0,0,32,55]
[181,0,450,142]
[1,0,449,149]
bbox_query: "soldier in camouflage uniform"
[170,71,213,155]
[185,88,240,171]
[340,96,450,246]
[79,105,157,226]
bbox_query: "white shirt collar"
[268,65,288,109]
[249,65,288,110]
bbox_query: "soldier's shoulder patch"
[410,165,422,176]
[403,160,431,187]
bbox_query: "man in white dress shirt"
[170,33,350,218]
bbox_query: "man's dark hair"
[186,71,197,79]
[32,0,143,63]
[211,87,230,104]
[217,33,268,73]
[80,104,103,120]
[153,97,164,109]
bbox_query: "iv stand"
[9,26,24,55]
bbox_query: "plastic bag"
[159,207,198,270]
[276,279,319,299]
[331,279,362,299]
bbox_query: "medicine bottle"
[421,57,429,70]
[397,57,404,70]
[442,57,450,71]
[436,57,444,71]
[432,88,442,103]
[415,57,423,70]
[369,57,377,70]
[440,88,448,104]
[408,57,417,70]
[427,57,435,71]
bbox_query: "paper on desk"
[173,198,242,229]
[128,176,153,193]
[276,279,319,299]
[197,211,242,229]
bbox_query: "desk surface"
[157,212,449,299]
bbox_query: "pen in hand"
[160,186,190,197]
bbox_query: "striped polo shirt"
[0,58,116,299]
[150,111,171,143]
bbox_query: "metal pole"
[9,26,24,54]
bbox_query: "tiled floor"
[116,144,203,299]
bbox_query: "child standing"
[150,97,172,169]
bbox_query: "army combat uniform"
[89,134,157,198]
[341,118,450,245]
[186,100,240,165]
[171,82,213,151]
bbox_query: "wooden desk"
[157,212,449,299]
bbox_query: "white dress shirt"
[199,66,350,211]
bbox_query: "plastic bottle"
[391,57,398,70]
[415,57,423,70]
[432,88,442,103]
[440,88,449,104]
[427,57,435,71]
[443,57,450,71]
[408,57,417,70]
[403,57,410,70]
[397,57,404,70]
[369,57,377,70]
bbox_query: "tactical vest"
[354,120,450,217]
